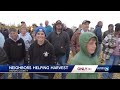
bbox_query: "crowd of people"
[0,19,120,79]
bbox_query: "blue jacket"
[94,25,102,44]
[45,25,53,38]
[0,32,5,48]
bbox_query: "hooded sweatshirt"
[47,23,70,56]
[19,32,32,51]
[66,32,99,79]
[4,35,25,63]
[29,39,56,79]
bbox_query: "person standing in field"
[19,26,32,65]
[94,21,103,57]
[66,32,99,79]
[29,27,56,79]
[63,24,73,63]
[71,20,90,56]
[4,28,26,79]
[102,24,114,62]
[44,20,53,38]
[47,20,70,79]
[102,23,120,79]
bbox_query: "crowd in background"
[0,19,120,79]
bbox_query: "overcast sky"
[0,11,120,32]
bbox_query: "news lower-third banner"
[0,65,119,73]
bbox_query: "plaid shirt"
[102,33,116,60]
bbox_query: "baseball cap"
[82,20,91,24]
[55,20,62,25]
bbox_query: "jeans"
[33,74,48,79]
[3,60,24,79]
[56,54,66,79]
[102,55,120,79]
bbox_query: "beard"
[56,28,62,32]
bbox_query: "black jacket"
[4,36,26,64]
[63,28,73,40]
[0,47,8,77]
[47,31,70,56]
[29,40,56,78]
[0,47,8,64]
[1,29,9,40]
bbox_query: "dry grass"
[7,73,30,79]
[97,51,120,79]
